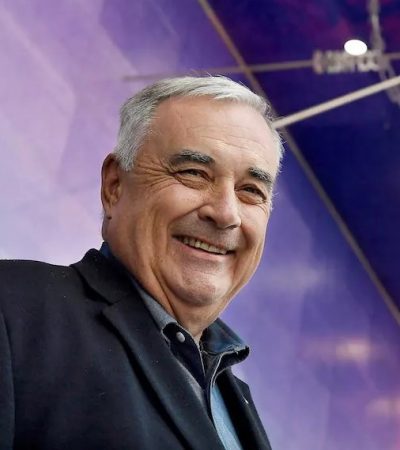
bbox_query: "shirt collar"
[133,279,176,332]
[99,242,249,357]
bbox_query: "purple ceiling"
[1,1,400,449]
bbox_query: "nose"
[198,183,241,230]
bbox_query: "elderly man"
[0,76,281,450]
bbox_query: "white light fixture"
[344,39,368,56]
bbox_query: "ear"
[101,154,123,218]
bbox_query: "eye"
[179,168,204,177]
[172,167,210,188]
[240,186,267,202]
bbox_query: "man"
[0,76,282,449]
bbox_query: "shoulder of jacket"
[0,259,79,309]
[0,258,72,277]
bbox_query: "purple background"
[1,1,400,449]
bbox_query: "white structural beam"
[273,75,400,129]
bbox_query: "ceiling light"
[344,39,368,56]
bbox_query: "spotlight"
[344,39,368,56]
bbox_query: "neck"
[101,241,222,343]
[156,294,215,343]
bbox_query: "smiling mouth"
[175,236,231,255]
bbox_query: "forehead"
[149,96,279,173]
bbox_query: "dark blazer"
[0,249,271,450]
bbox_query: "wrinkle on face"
[102,96,280,337]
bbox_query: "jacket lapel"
[218,370,273,450]
[72,250,225,450]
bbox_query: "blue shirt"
[100,242,248,450]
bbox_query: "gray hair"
[114,76,283,170]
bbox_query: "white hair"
[114,76,283,170]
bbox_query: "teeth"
[179,237,227,255]
[199,242,209,252]
[208,244,220,253]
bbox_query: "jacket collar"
[71,249,226,450]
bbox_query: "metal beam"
[273,75,400,129]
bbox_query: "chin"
[174,280,230,308]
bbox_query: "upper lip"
[174,234,236,253]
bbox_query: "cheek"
[242,209,269,250]
[158,185,206,217]
[138,187,205,241]
[234,218,267,280]
[112,192,156,246]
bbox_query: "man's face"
[102,96,280,321]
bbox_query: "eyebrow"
[169,149,215,166]
[169,151,274,190]
[248,167,275,191]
